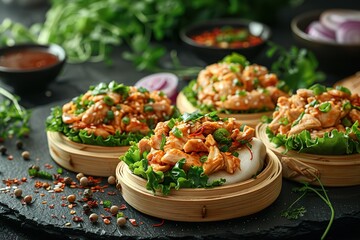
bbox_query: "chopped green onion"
[200,155,208,163]
[172,127,183,138]
[144,105,154,112]
[104,96,114,106]
[319,102,331,113]
[292,112,305,127]
[167,118,176,129]
[107,111,114,120]
[309,84,327,95]
[122,116,130,125]
[335,85,351,95]
[160,134,166,151]
[103,200,112,208]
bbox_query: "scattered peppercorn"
[82,203,91,213]
[16,140,23,150]
[64,177,72,185]
[21,151,30,160]
[76,173,85,180]
[29,165,40,171]
[14,188,22,198]
[67,194,76,203]
[110,205,119,215]
[80,176,88,187]
[23,195,32,204]
[107,176,116,185]
[117,217,127,227]
[0,145,7,155]
[89,213,98,223]
[83,189,93,199]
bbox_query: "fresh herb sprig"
[266,42,326,92]
[0,87,31,141]
[281,175,334,240]
[0,0,300,77]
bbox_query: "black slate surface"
[0,105,360,240]
[1,0,360,239]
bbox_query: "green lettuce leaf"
[120,143,226,195]
[267,121,360,155]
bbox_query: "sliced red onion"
[307,21,336,42]
[320,9,360,32]
[135,72,179,102]
[336,20,360,44]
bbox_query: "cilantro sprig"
[0,87,31,141]
[281,175,334,240]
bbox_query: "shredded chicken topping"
[193,62,289,112]
[268,86,360,138]
[138,115,254,175]
[61,83,174,138]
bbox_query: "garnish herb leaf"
[281,174,334,240]
[266,42,326,92]
[0,87,31,140]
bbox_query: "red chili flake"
[61,215,66,219]
[87,200,98,208]
[49,204,55,209]
[152,219,165,227]
[129,218,138,226]
[21,177,27,182]
[107,191,116,196]
[188,126,204,137]
[61,196,67,200]
[51,214,58,219]
[119,204,127,210]
[7,155,13,160]
[100,214,112,220]
[44,163,53,169]
[72,216,83,222]
[103,218,111,225]
[61,203,67,207]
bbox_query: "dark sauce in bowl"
[0,49,59,70]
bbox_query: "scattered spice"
[63,177,72,185]
[7,155,13,160]
[67,194,76,203]
[72,216,83,222]
[89,213,98,223]
[129,218,138,226]
[16,140,23,150]
[152,219,165,227]
[103,218,111,225]
[107,176,116,185]
[23,195,32,204]
[117,217,127,227]
[110,205,119,215]
[76,173,85,181]
[79,176,89,187]
[14,188,22,197]
[21,151,30,160]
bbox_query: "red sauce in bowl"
[191,26,263,48]
[0,49,59,70]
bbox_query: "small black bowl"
[0,43,66,93]
[291,10,360,77]
[180,18,271,64]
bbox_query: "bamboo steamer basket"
[334,72,360,95]
[176,92,273,128]
[115,149,282,222]
[47,131,128,177]
[256,123,360,187]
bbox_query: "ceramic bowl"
[0,43,66,93]
[291,10,360,77]
[180,18,271,64]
